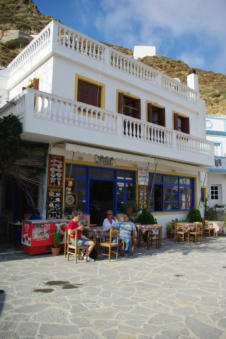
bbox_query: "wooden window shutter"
[33,78,39,90]
[135,99,141,119]
[174,113,178,130]
[78,80,101,107]
[118,92,124,113]
[184,117,190,134]
[160,108,165,126]
[147,103,152,122]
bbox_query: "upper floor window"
[174,113,190,134]
[147,103,165,126]
[77,79,102,107]
[118,92,141,119]
[214,143,221,156]
[211,185,219,200]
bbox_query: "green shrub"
[4,37,30,50]
[209,92,221,98]
[136,209,157,224]
[186,208,202,222]
[52,229,61,248]
[213,98,220,104]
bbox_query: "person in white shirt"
[102,210,119,230]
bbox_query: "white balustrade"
[32,89,117,134]
[122,116,173,147]
[176,131,213,154]
[110,50,159,84]
[162,74,197,103]
[8,22,52,73]
[0,95,25,118]
[6,21,199,106]
[57,23,105,62]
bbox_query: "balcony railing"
[0,89,213,161]
[7,21,198,105]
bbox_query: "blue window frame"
[65,164,136,215]
[148,173,194,212]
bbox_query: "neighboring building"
[206,116,226,207]
[0,30,32,43]
[0,21,214,235]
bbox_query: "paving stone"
[16,322,39,337]
[186,316,223,338]
[39,324,79,337]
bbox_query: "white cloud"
[91,0,226,72]
[178,53,205,69]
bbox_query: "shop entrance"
[154,184,163,211]
[89,180,114,225]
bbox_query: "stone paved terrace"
[1,237,226,339]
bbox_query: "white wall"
[51,55,204,136]
[207,172,226,207]
[8,57,54,100]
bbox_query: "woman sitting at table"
[114,213,137,255]
[102,210,119,230]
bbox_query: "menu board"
[47,155,64,219]
[138,185,148,209]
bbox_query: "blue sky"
[34,0,226,74]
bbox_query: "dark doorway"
[89,180,113,225]
[154,184,163,211]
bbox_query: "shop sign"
[138,167,149,185]
[94,155,114,166]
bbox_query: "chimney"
[187,69,199,92]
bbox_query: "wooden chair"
[64,228,69,257]
[203,220,214,237]
[189,222,203,243]
[150,224,162,248]
[67,230,89,263]
[121,229,136,256]
[175,223,186,242]
[99,229,119,261]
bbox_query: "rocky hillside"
[0,0,225,116]
[0,0,52,33]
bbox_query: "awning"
[65,143,153,165]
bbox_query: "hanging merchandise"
[47,154,64,219]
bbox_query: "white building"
[0,21,214,235]
[206,116,226,207]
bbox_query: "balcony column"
[23,88,35,132]
[104,47,110,65]
[140,98,146,122]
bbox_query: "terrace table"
[86,226,110,258]
[205,221,225,236]
[135,224,162,249]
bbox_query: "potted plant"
[186,208,202,222]
[51,229,61,255]
[166,223,172,238]
[135,209,157,224]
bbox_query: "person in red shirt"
[68,210,95,261]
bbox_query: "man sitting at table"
[68,210,95,262]
[103,210,119,230]
[114,213,137,255]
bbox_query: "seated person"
[68,210,95,262]
[103,210,119,230]
[114,213,137,254]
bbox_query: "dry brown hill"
[0,0,225,116]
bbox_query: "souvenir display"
[47,188,62,219]
[47,155,65,219]
[64,177,78,208]
[48,155,64,187]
[138,185,148,209]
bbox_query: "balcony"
[0,89,214,167]
[209,156,226,172]
[6,21,199,108]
